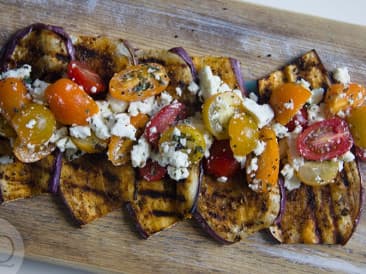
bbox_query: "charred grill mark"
[64,182,120,202]
[55,53,70,63]
[340,168,350,187]
[152,210,177,217]
[139,57,166,66]
[307,186,321,243]
[139,190,177,200]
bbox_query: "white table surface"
[15,1,366,273]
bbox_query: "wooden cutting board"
[0,1,366,273]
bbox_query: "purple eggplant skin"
[169,47,198,82]
[0,23,75,72]
[125,202,149,239]
[273,176,286,225]
[189,163,203,214]
[48,150,62,194]
[192,211,234,245]
[229,57,247,97]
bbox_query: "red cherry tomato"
[354,146,366,161]
[67,60,105,95]
[286,107,308,132]
[203,140,240,178]
[144,102,187,146]
[297,117,353,161]
[139,160,167,181]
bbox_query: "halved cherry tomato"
[228,112,259,157]
[202,91,244,140]
[11,103,56,145]
[203,140,240,178]
[0,78,31,120]
[144,102,187,146]
[297,160,339,186]
[159,124,206,164]
[325,83,366,115]
[109,63,169,102]
[67,60,105,95]
[347,106,366,148]
[45,78,99,125]
[71,132,108,153]
[139,159,167,182]
[296,117,353,161]
[286,107,308,132]
[13,138,54,163]
[270,83,311,125]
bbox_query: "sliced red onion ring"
[273,176,286,225]
[49,149,62,194]
[169,47,198,82]
[0,23,75,71]
[229,57,247,97]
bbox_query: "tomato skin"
[296,117,353,161]
[139,160,167,181]
[286,107,308,132]
[203,140,240,178]
[67,61,105,95]
[0,78,31,120]
[45,78,99,125]
[347,106,366,148]
[144,102,187,146]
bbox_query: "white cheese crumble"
[88,112,111,140]
[188,81,200,95]
[308,87,325,105]
[175,87,182,97]
[107,95,129,113]
[248,92,258,102]
[131,137,151,168]
[199,66,221,100]
[284,99,294,110]
[296,78,311,90]
[242,98,274,128]
[281,163,301,191]
[234,155,247,168]
[28,79,49,103]
[167,166,190,181]
[333,67,351,85]
[217,176,228,183]
[49,127,68,143]
[0,64,31,80]
[246,157,258,175]
[0,155,14,164]
[69,125,91,139]
[25,119,37,129]
[253,140,266,156]
[272,123,289,139]
[341,151,355,162]
[307,103,326,124]
[287,133,305,171]
[56,137,78,153]
[110,113,136,140]
[128,96,155,116]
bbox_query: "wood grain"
[0,0,365,273]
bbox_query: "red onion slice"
[49,149,62,194]
[229,57,246,97]
[169,47,198,82]
[273,176,286,225]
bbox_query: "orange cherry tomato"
[0,78,31,120]
[109,63,169,102]
[45,78,99,125]
[325,83,366,115]
[270,83,311,125]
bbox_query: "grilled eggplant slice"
[59,154,134,225]
[270,161,363,244]
[0,138,55,203]
[125,179,181,239]
[194,174,281,243]
[136,49,197,107]
[257,49,332,103]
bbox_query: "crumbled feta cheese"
[248,178,262,192]
[0,155,14,164]
[248,92,258,102]
[284,99,294,110]
[232,89,244,101]
[90,86,97,94]
[69,125,91,139]
[292,124,303,134]
[160,91,173,106]
[107,95,129,113]
[272,123,289,139]
[167,166,189,181]
[49,127,68,143]
[308,88,325,105]
[0,64,31,80]
[246,157,258,174]
[25,119,37,129]
[242,98,274,128]
[217,176,228,183]
[128,96,155,116]
[218,83,230,93]
[188,81,200,95]
[341,151,355,162]
[253,140,266,156]
[199,66,221,100]
[110,113,136,140]
[88,112,111,140]
[29,79,49,103]
[338,160,344,172]
[173,127,181,137]
[234,155,246,168]
[281,163,301,191]
[287,133,305,171]
[131,137,151,168]
[96,101,113,118]
[307,103,326,124]
[296,78,311,90]
[56,137,78,153]
[175,87,182,97]
[333,67,351,85]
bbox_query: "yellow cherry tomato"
[347,105,366,148]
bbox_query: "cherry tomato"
[228,112,259,157]
[286,107,308,132]
[354,145,366,161]
[45,78,99,125]
[67,60,105,95]
[144,102,187,146]
[270,83,311,125]
[13,138,54,163]
[0,78,31,120]
[296,117,353,161]
[107,136,134,166]
[297,160,339,186]
[109,63,169,102]
[11,103,56,145]
[347,106,366,148]
[71,132,108,153]
[159,124,206,164]
[139,159,167,182]
[203,140,240,178]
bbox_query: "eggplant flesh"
[194,174,281,243]
[270,161,363,244]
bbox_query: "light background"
[17,0,366,273]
